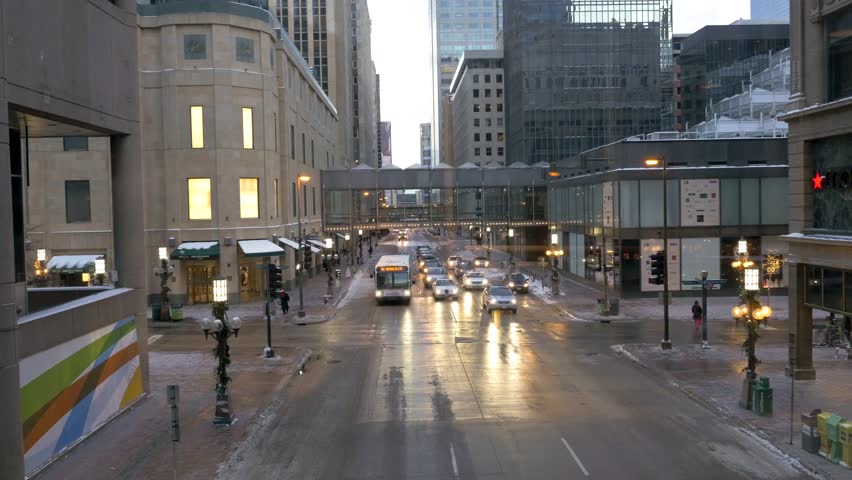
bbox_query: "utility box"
[827,415,845,463]
[839,421,852,468]
[819,412,833,457]
[751,377,773,416]
[802,410,822,454]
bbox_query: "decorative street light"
[33,249,48,286]
[729,239,772,410]
[644,156,671,350]
[297,175,311,318]
[94,258,107,286]
[153,247,175,321]
[545,245,564,295]
[200,276,241,424]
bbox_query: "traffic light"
[268,263,283,296]
[649,250,666,285]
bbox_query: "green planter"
[151,304,161,321]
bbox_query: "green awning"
[170,241,219,260]
[238,239,285,258]
[45,254,103,273]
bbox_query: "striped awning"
[45,255,103,273]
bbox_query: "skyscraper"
[381,121,393,166]
[751,0,790,21]
[503,0,673,164]
[420,123,433,167]
[430,0,501,165]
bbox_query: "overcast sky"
[368,0,752,168]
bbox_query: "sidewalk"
[618,343,852,479]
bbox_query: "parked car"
[502,273,530,293]
[473,256,490,268]
[462,271,488,289]
[447,255,462,268]
[425,267,450,288]
[482,285,517,313]
[432,279,459,300]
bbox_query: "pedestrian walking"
[368,246,373,258]
[279,290,290,314]
[692,301,703,331]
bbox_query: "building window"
[485,118,492,127]
[828,8,852,101]
[65,180,91,223]
[485,103,492,112]
[473,89,480,98]
[274,179,279,218]
[497,118,504,127]
[486,132,492,141]
[191,106,204,148]
[236,37,255,63]
[474,147,481,156]
[291,182,297,217]
[474,133,481,142]
[184,34,207,60]
[239,178,259,218]
[311,140,315,167]
[497,147,504,156]
[188,178,212,220]
[273,113,278,152]
[486,147,492,156]
[485,74,491,83]
[312,187,317,215]
[290,125,296,159]
[496,73,502,83]
[474,118,480,127]
[496,103,503,112]
[302,133,306,163]
[473,104,480,113]
[497,132,504,141]
[496,88,503,98]
[485,89,491,97]
[242,107,254,149]
[63,137,88,151]
[473,74,480,83]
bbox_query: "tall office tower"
[351,0,379,166]
[503,0,673,164]
[751,0,790,21]
[420,123,433,166]
[676,22,789,130]
[381,121,393,166]
[430,0,501,165]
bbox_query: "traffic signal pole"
[265,263,283,358]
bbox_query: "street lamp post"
[199,276,241,424]
[297,175,311,318]
[644,157,671,350]
[545,242,564,296]
[153,247,174,322]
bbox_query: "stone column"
[0,38,27,477]
[787,262,816,380]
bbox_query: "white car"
[482,286,517,313]
[447,255,462,268]
[432,279,459,301]
[462,271,488,290]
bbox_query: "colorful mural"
[19,316,143,475]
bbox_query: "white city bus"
[374,255,413,304]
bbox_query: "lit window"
[242,107,254,149]
[188,178,212,220]
[239,178,259,218]
[191,106,204,148]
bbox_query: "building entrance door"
[187,264,217,304]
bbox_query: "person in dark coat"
[692,301,703,330]
[279,290,290,314]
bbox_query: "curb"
[610,344,833,480]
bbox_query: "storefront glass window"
[740,178,760,225]
[640,180,663,227]
[823,268,845,312]
[811,134,852,232]
[720,179,740,225]
[590,184,602,226]
[760,177,788,224]
[619,181,639,228]
[806,266,823,307]
[680,238,720,291]
[666,179,680,227]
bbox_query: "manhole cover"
[327,359,342,364]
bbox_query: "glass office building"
[548,136,790,296]
[751,0,790,21]
[503,0,673,164]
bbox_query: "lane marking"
[561,438,590,476]
[449,442,459,478]
[148,334,163,345]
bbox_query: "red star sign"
[812,172,824,190]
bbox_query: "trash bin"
[839,421,852,468]
[151,304,161,321]
[819,412,833,457]
[827,414,846,464]
[608,298,620,315]
[802,409,822,454]
[170,304,184,321]
[751,377,773,416]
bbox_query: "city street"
[211,230,812,480]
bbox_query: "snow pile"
[529,278,555,304]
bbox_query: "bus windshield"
[376,271,410,289]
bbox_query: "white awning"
[278,237,300,250]
[306,239,326,249]
[238,239,284,258]
[334,233,346,239]
[305,244,320,254]
[45,254,103,273]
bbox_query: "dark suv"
[502,273,529,293]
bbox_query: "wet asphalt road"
[216,231,809,480]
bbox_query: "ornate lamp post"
[297,175,311,318]
[730,239,772,410]
[33,248,48,287]
[94,258,107,286]
[199,276,241,424]
[644,156,671,350]
[545,240,564,295]
[153,247,174,321]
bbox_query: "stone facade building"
[450,50,506,167]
